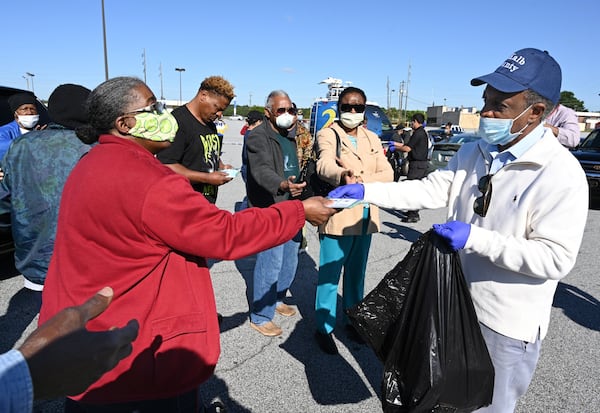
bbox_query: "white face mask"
[275,112,295,129]
[339,112,364,129]
[18,114,39,129]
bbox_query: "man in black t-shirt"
[157,76,236,204]
[395,113,430,222]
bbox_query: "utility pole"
[249,92,252,107]
[404,62,411,118]
[386,76,390,109]
[159,62,164,100]
[142,49,147,83]
[399,81,406,124]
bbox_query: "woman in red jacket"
[39,77,335,412]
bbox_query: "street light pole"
[175,68,185,106]
[22,76,29,91]
[101,0,109,80]
[25,72,35,94]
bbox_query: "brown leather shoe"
[275,303,297,317]
[250,321,282,337]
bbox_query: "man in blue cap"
[329,48,588,412]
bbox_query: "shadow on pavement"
[553,281,600,331]
[0,287,41,353]
[201,375,252,413]
[380,218,424,242]
[280,248,383,406]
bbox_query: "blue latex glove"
[432,221,471,251]
[328,183,365,200]
[388,142,396,152]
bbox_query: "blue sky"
[2,0,598,112]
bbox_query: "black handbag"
[296,129,341,200]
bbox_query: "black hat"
[8,93,36,113]
[246,110,263,125]
[48,84,91,130]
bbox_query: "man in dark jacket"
[395,113,430,222]
[245,90,306,337]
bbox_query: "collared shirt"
[0,349,33,413]
[483,123,545,174]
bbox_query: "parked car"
[0,86,49,256]
[429,133,481,170]
[571,127,600,208]
[428,125,464,142]
[0,86,50,127]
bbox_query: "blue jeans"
[250,232,300,325]
[474,323,541,413]
[315,233,372,334]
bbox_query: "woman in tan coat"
[314,87,393,354]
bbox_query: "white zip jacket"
[364,128,588,342]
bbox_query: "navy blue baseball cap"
[471,48,562,104]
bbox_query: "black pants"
[64,388,200,413]
[405,161,429,218]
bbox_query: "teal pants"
[315,232,372,334]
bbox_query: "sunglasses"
[340,103,366,113]
[273,106,297,116]
[473,174,493,217]
[127,101,168,115]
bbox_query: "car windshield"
[580,130,600,149]
[445,134,480,144]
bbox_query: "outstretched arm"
[19,287,139,400]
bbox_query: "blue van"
[309,79,394,146]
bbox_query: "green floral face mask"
[129,111,178,142]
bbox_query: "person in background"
[0,287,138,413]
[543,103,581,147]
[329,48,588,412]
[0,93,44,161]
[313,86,393,354]
[238,110,264,211]
[0,84,93,293]
[39,77,336,412]
[393,113,430,222]
[240,110,264,183]
[443,122,454,137]
[245,90,307,337]
[157,75,235,204]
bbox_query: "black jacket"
[245,120,297,208]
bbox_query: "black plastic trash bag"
[346,230,494,412]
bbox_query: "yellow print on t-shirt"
[200,133,221,165]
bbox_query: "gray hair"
[525,89,555,119]
[265,90,290,109]
[76,77,146,144]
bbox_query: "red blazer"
[39,135,305,403]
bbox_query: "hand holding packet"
[326,198,363,209]
[221,168,240,178]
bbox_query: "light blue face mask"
[478,105,531,146]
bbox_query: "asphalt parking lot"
[1,119,598,412]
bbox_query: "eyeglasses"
[273,107,297,116]
[340,103,366,113]
[473,174,493,217]
[126,101,167,115]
